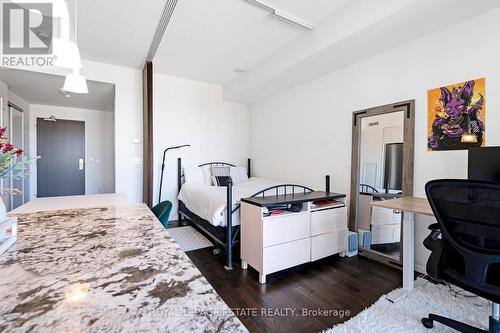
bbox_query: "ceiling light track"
[245,0,314,31]
[147,0,178,61]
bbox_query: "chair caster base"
[422,318,434,329]
[422,313,487,333]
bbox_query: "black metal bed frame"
[178,158,330,270]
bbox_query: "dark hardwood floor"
[186,247,402,333]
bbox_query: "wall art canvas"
[427,78,485,151]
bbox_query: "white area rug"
[167,226,213,252]
[324,279,491,333]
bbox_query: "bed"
[177,158,317,270]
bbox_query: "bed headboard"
[198,162,236,168]
[177,158,252,193]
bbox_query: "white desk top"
[10,193,130,214]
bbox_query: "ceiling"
[149,0,500,104]
[153,0,350,84]
[0,68,115,112]
[74,0,165,69]
[8,0,499,105]
[224,0,500,104]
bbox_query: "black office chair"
[422,179,500,333]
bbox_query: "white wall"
[7,60,144,202]
[153,74,250,218]
[74,60,143,203]
[29,105,115,198]
[249,8,500,272]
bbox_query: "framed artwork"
[427,78,485,151]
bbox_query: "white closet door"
[0,103,25,211]
[11,105,25,210]
[1,101,12,211]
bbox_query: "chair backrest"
[151,201,173,228]
[426,179,500,301]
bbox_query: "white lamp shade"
[52,0,69,18]
[53,39,82,69]
[63,70,88,94]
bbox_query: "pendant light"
[62,0,88,94]
[52,0,69,18]
[461,113,478,144]
[63,68,88,93]
[53,0,83,69]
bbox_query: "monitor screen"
[468,147,500,182]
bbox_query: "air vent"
[146,0,178,61]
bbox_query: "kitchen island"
[0,203,247,332]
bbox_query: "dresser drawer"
[371,206,401,225]
[311,207,347,236]
[371,223,401,244]
[263,238,310,274]
[311,230,347,261]
[263,212,310,247]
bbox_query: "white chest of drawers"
[240,193,347,284]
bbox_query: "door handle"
[79,158,84,170]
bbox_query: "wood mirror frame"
[349,100,415,263]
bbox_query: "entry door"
[37,118,85,197]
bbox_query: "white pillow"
[201,166,212,185]
[183,166,204,184]
[230,167,248,184]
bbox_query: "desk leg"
[386,211,416,303]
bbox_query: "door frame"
[33,117,87,198]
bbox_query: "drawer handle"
[393,210,401,214]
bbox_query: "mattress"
[178,177,284,227]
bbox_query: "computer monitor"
[468,147,500,182]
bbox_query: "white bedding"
[178,177,284,227]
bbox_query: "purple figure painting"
[428,78,485,151]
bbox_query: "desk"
[371,196,433,302]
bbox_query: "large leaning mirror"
[350,100,415,267]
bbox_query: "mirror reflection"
[357,111,404,261]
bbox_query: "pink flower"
[0,127,6,137]
[3,143,15,153]
[14,148,23,157]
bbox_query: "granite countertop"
[0,203,247,333]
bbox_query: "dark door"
[37,118,85,197]
[383,143,403,192]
